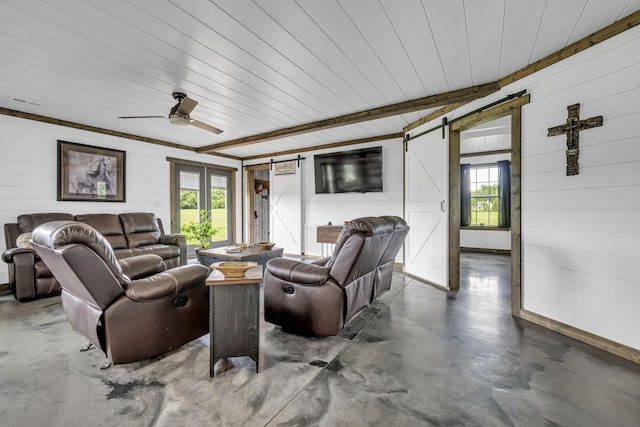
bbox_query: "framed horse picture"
[57,140,126,202]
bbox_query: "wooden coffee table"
[206,265,263,377]
[197,245,283,268]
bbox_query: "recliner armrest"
[2,247,36,264]
[159,233,186,247]
[266,258,330,286]
[118,254,166,280]
[125,264,208,301]
[159,233,187,265]
[309,256,331,266]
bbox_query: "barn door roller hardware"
[407,89,527,142]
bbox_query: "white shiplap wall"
[515,27,640,350]
[0,115,242,281]
[406,24,640,350]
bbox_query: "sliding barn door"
[404,130,449,288]
[270,164,303,255]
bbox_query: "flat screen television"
[314,146,383,194]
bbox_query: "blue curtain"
[460,163,471,226]
[497,160,511,228]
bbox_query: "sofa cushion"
[119,213,161,248]
[138,244,181,261]
[75,214,128,249]
[17,213,74,233]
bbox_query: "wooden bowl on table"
[211,261,257,278]
[257,241,276,251]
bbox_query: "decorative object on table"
[257,241,275,251]
[181,210,216,249]
[57,140,126,202]
[547,103,603,176]
[211,261,258,278]
[235,243,249,249]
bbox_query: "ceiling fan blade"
[176,97,198,115]
[118,115,167,119]
[190,119,224,134]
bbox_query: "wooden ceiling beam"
[403,101,470,133]
[241,133,403,162]
[197,82,499,153]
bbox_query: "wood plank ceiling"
[1,0,639,160]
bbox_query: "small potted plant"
[181,210,217,249]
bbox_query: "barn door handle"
[440,200,446,213]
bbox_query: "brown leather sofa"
[30,220,208,365]
[3,212,186,301]
[264,216,409,336]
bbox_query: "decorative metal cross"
[547,103,603,176]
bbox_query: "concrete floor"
[1,253,639,426]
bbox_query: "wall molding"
[519,309,639,364]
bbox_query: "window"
[469,165,499,226]
[170,160,236,257]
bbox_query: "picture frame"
[57,140,126,202]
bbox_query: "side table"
[206,266,263,377]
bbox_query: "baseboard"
[403,272,449,292]
[519,309,639,364]
[461,247,511,255]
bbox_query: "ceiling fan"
[118,92,223,134]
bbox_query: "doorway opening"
[458,116,513,302]
[246,165,271,244]
[449,95,526,316]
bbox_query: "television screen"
[314,147,383,194]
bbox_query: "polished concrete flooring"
[1,253,639,426]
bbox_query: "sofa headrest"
[378,215,408,230]
[75,213,127,249]
[326,216,406,269]
[341,217,396,236]
[17,213,74,233]
[119,213,161,248]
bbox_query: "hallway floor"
[1,253,638,426]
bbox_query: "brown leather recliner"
[264,216,409,336]
[30,220,209,365]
